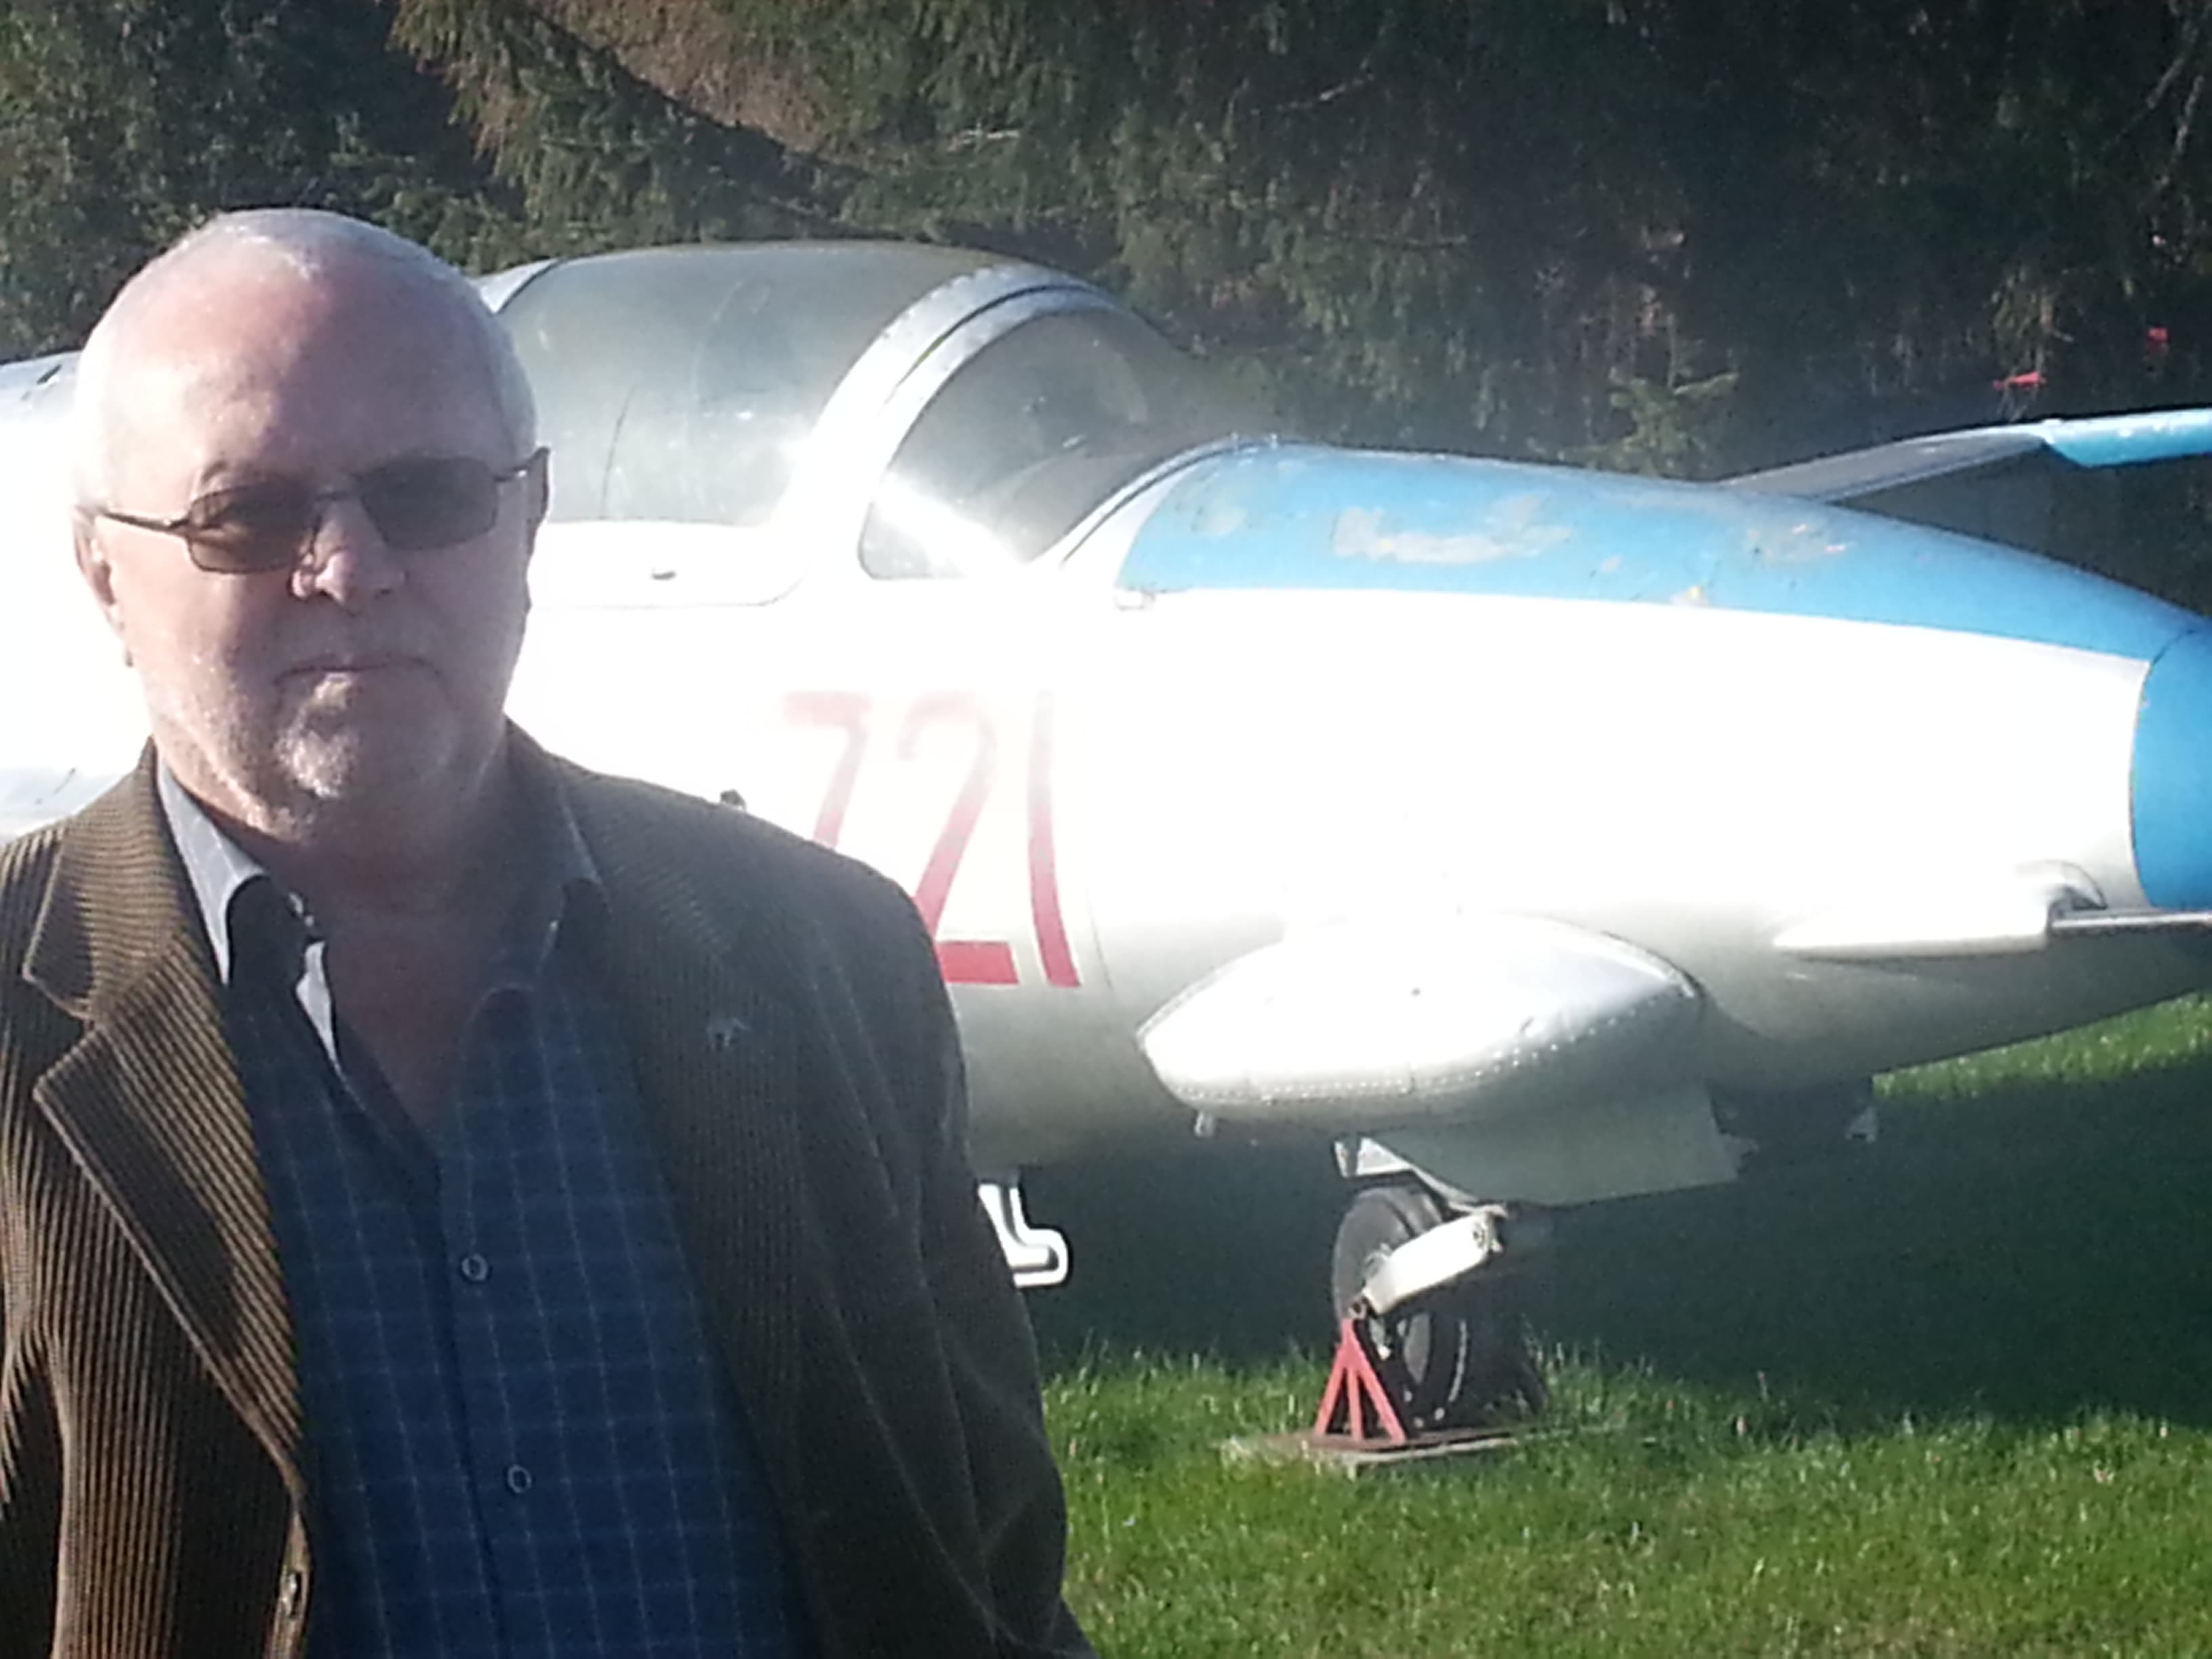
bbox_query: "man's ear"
[73,518,133,664]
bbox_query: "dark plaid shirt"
[160,765,808,1659]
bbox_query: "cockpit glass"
[861,308,1269,577]
[499,244,996,527]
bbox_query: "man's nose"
[293,492,405,604]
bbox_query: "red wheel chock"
[1311,1316,1409,1446]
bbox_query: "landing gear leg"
[977,1178,1070,1288]
[1329,1182,1547,1431]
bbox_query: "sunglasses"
[89,449,547,575]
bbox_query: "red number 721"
[781,691,1079,989]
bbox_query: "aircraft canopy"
[497,242,997,528]
[861,306,1267,576]
[495,241,1268,573]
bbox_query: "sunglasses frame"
[86,448,548,575]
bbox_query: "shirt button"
[504,1462,533,1495]
[457,1253,491,1284]
[279,1569,305,1618]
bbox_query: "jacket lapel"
[23,758,302,1489]
[565,769,810,1466]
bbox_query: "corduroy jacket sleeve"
[0,825,68,1659]
[886,897,1093,1657]
[0,787,306,1659]
[737,837,1094,1658]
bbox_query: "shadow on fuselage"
[1027,1038,2212,1431]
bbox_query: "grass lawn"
[1025,995,2212,1656]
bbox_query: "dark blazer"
[0,749,1090,1658]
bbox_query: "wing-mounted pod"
[1136,916,1700,1131]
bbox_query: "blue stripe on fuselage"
[1119,445,2203,659]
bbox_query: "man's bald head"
[68,207,549,859]
[70,209,535,510]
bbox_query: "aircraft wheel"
[1330,1183,1548,1431]
[1332,1183,1464,1428]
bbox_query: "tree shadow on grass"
[1027,1048,2212,1431]
[1544,1047,2212,1431]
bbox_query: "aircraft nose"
[2130,626,2212,909]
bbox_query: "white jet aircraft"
[7,241,2212,1425]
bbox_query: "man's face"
[77,256,542,835]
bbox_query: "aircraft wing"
[1136,916,1700,1132]
[1727,407,2212,504]
[1771,867,2212,953]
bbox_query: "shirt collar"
[155,742,602,988]
[496,749,604,987]
[157,761,272,985]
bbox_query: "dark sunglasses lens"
[182,484,317,573]
[356,457,501,551]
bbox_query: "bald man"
[0,210,1089,1659]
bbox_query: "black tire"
[1330,1182,1549,1430]
[1330,1183,1469,1430]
